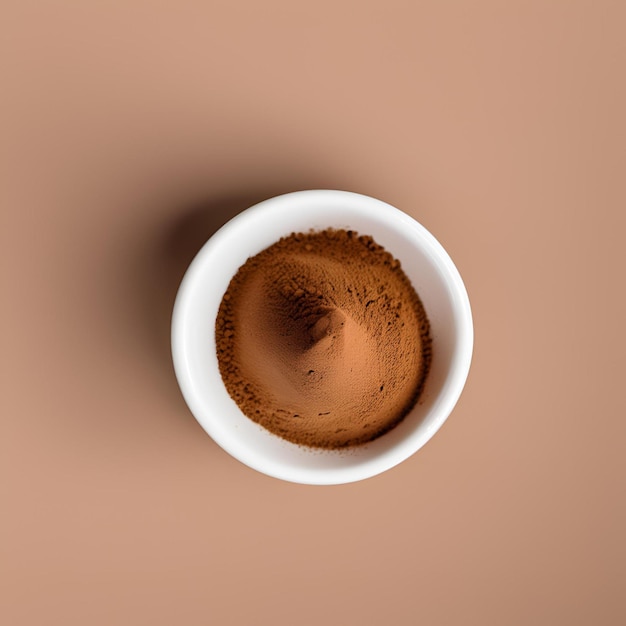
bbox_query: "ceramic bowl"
[172,190,473,484]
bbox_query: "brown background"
[2,1,625,625]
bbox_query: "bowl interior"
[172,191,472,484]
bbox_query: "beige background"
[2,1,625,625]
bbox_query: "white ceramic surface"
[171,190,473,484]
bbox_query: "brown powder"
[215,229,431,449]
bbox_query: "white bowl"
[172,190,473,484]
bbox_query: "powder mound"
[215,228,431,449]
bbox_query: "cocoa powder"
[215,229,431,449]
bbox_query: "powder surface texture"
[215,229,431,449]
